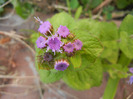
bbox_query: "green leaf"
[11,0,34,19]
[104,64,128,78]
[116,0,133,9]
[75,19,119,41]
[84,20,119,63]
[75,6,82,19]
[74,30,103,62]
[119,15,133,58]
[37,68,64,83]
[89,0,103,9]
[63,59,103,90]
[48,12,75,30]
[70,0,79,9]
[119,31,133,59]
[96,22,119,41]
[70,54,81,68]
[101,41,119,64]
[81,0,90,5]
[119,14,133,36]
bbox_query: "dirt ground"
[0,10,133,99]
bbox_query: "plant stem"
[103,52,131,99]
[103,77,120,99]
[66,0,71,15]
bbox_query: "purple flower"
[57,25,70,38]
[47,36,63,54]
[73,39,83,51]
[36,36,47,48]
[129,76,133,84]
[38,21,51,35]
[54,60,69,71]
[130,68,133,73]
[63,42,74,53]
[44,52,53,62]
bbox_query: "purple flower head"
[47,36,63,54]
[130,68,133,73]
[129,76,133,85]
[73,39,83,51]
[36,36,47,48]
[38,21,52,35]
[63,42,74,53]
[44,52,53,62]
[54,60,69,71]
[57,25,70,38]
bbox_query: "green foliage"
[81,0,90,5]
[80,0,103,9]
[101,41,119,64]
[104,64,129,78]
[72,21,103,62]
[74,19,119,64]
[119,15,133,36]
[11,0,34,19]
[48,12,75,30]
[37,68,64,83]
[75,6,83,19]
[119,15,133,59]
[63,59,103,90]
[70,54,81,68]
[116,0,133,9]
[70,0,79,9]
[119,31,133,59]
[89,0,103,9]
[103,5,114,20]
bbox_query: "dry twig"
[0,75,38,79]
[0,84,36,89]
[92,0,112,14]
[0,31,35,55]
[126,91,133,99]
[52,4,69,11]
[0,0,11,8]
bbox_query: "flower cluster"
[129,68,133,84]
[35,17,83,71]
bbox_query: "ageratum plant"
[34,12,103,90]
[32,12,133,99]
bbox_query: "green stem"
[66,0,71,15]
[103,52,131,99]
[103,77,120,99]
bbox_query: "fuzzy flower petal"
[129,76,133,84]
[38,21,51,35]
[36,36,47,48]
[63,42,74,53]
[47,36,63,54]
[57,25,70,38]
[73,39,83,50]
[54,60,69,71]
[130,68,133,73]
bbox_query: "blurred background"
[0,0,133,99]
